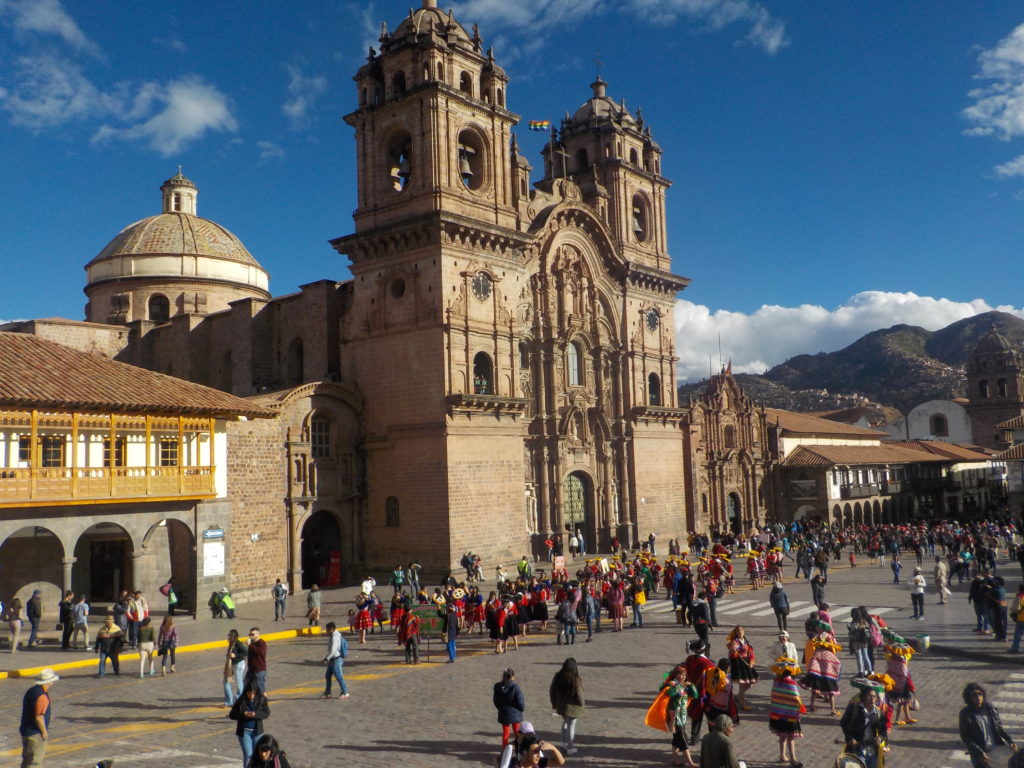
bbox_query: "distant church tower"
[331,0,691,569]
[965,327,1024,449]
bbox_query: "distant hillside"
[679,310,1024,415]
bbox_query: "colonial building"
[6,0,693,596]
[682,368,774,535]
[0,332,272,611]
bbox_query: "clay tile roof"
[996,443,1024,460]
[0,333,274,419]
[765,408,884,438]
[883,441,991,461]
[782,444,950,468]
[995,415,1024,429]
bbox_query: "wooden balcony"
[0,465,216,507]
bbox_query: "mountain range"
[679,311,1024,416]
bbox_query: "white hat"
[34,668,59,686]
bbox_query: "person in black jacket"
[247,734,291,768]
[769,582,790,631]
[493,668,526,747]
[230,682,270,768]
[839,688,887,768]
[958,682,1017,768]
[58,591,75,650]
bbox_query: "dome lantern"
[161,166,198,215]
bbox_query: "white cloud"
[0,0,99,56]
[257,140,285,160]
[282,65,327,129]
[91,76,237,157]
[674,291,1024,381]
[153,35,187,54]
[629,0,787,54]
[964,23,1024,142]
[0,55,115,128]
[452,0,786,55]
[994,154,1024,178]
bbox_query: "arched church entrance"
[563,471,594,555]
[301,510,342,589]
[727,493,742,536]
[73,523,133,605]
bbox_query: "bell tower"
[554,77,671,272]
[345,0,520,233]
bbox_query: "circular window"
[457,129,485,191]
[646,308,659,332]
[472,272,492,301]
[384,129,413,192]
[390,277,406,300]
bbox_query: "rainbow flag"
[528,120,550,131]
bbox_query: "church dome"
[571,78,636,127]
[973,327,1014,355]
[84,171,270,326]
[89,212,261,269]
[390,0,471,46]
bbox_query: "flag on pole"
[528,120,551,131]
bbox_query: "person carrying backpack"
[271,579,287,621]
[556,598,577,645]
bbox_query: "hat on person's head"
[778,630,789,638]
[31,589,41,596]
[688,638,708,653]
[519,721,535,735]
[914,567,922,573]
[34,669,59,686]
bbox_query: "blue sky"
[3,1,1024,379]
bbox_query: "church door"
[563,471,593,555]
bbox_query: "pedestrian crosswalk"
[941,672,1024,766]
[642,596,897,624]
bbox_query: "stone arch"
[872,500,881,526]
[832,504,842,526]
[843,503,853,528]
[853,502,863,527]
[300,508,345,590]
[0,524,65,610]
[72,521,136,604]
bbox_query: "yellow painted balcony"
[0,465,216,507]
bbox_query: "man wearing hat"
[910,567,927,620]
[20,668,58,767]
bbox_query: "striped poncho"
[769,675,802,724]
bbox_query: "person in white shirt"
[768,629,798,662]
[360,576,376,595]
[910,567,927,620]
[320,622,349,699]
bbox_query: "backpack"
[1015,596,1024,623]
[556,601,574,623]
[703,666,728,696]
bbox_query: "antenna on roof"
[718,333,723,372]
[594,54,603,80]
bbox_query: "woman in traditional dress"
[530,581,550,632]
[768,656,804,767]
[660,664,699,768]
[502,596,520,652]
[389,591,406,638]
[605,577,626,632]
[353,592,373,644]
[727,625,759,711]
[799,624,842,716]
[467,586,486,634]
[885,642,916,726]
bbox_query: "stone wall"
[225,416,288,604]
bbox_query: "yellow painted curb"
[0,625,322,681]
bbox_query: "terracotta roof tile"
[765,408,884,438]
[883,440,991,461]
[782,444,950,468]
[0,332,274,418]
[995,443,1024,460]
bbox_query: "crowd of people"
[13,515,1024,768]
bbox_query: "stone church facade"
[17,0,697,596]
